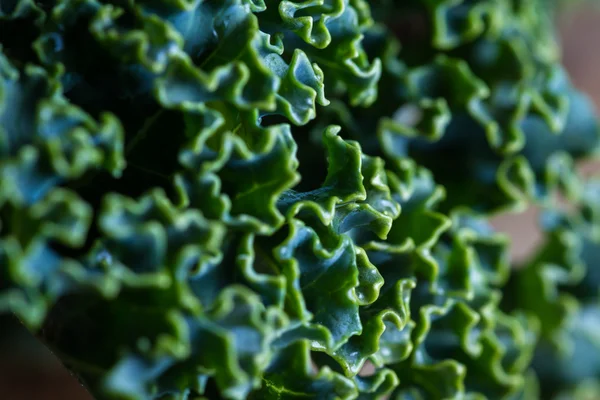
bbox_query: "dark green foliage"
[1,0,600,399]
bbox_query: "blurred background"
[490,2,600,263]
[2,3,600,399]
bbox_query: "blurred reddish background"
[490,3,600,261]
[2,4,600,400]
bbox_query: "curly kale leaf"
[0,0,598,399]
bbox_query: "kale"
[1,0,599,399]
